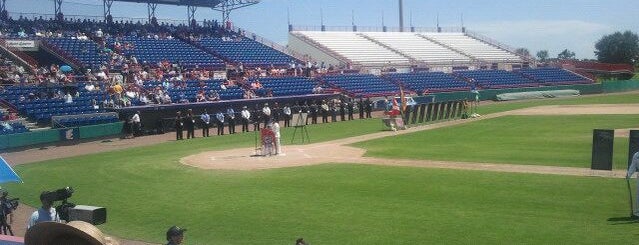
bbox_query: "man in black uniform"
[330,101,337,122]
[175,111,184,140]
[253,105,261,131]
[358,97,365,119]
[309,101,318,124]
[347,99,354,120]
[339,100,346,121]
[365,98,373,118]
[184,109,195,139]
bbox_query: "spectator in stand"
[64,92,73,103]
[195,90,206,102]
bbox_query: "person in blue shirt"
[200,110,211,137]
[27,191,61,229]
[215,111,225,135]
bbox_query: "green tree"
[515,48,530,57]
[558,49,576,60]
[595,31,639,65]
[536,50,549,62]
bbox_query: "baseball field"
[6,92,639,244]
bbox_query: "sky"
[6,0,639,59]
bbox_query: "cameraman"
[27,191,61,229]
[0,191,14,235]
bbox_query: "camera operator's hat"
[25,221,119,245]
[166,226,187,240]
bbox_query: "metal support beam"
[398,0,404,32]
[187,5,197,26]
[103,0,114,21]
[212,0,260,24]
[54,0,63,18]
[147,2,158,23]
[0,0,6,15]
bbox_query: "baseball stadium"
[0,0,638,244]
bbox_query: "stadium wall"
[288,33,343,66]
[602,80,639,93]
[0,122,124,150]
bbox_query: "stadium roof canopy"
[112,0,225,8]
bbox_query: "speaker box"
[591,129,614,170]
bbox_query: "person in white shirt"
[64,93,73,103]
[272,121,282,155]
[262,103,271,128]
[240,106,251,132]
[131,111,141,136]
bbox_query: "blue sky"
[7,0,639,59]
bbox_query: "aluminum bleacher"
[363,32,472,64]
[423,33,522,62]
[294,31,411,66]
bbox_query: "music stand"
[290,112,310,144]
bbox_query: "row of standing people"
[173,98,375,140]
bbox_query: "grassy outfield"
[355,115,639,169]
[7,163,637,244]
[5,93,639,243]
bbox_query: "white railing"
[290,25,463,33]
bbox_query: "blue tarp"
[0,156,22,184]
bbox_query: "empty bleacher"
[362,32,472,64]
[294,31,411,66]
[198,37,294,67]
[423,33,522,62]
[321,73,399,97]
[455,69,537,89]
[251,77,318,97]
[46,37,108,69]
[516,68,591,85]
[385,72,471,92]
[118,37,225,69]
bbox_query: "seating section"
[198,37,294,67]
[386,72,471,92]
[322,74,399,97]
[0,84,107,124]
[362,32,472,64]
[46,38,108,69]
[53,114,119,128]
[0,122,28,135]
[118,37,225,68]
[517,68,590,85]
[421,33,522,62]
[455,70,537,89]
[294,31,410,66]
[143,80,244,102]
[251,77,318,97]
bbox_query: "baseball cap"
[166,226,186,240]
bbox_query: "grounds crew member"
[627,151,639,217]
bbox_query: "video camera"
[41,187,106,225]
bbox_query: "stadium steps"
[356,33,420,65]
[175,35,233,65]
[39,39,82,70]
[415,33,477,62]
[0,38,38,73]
